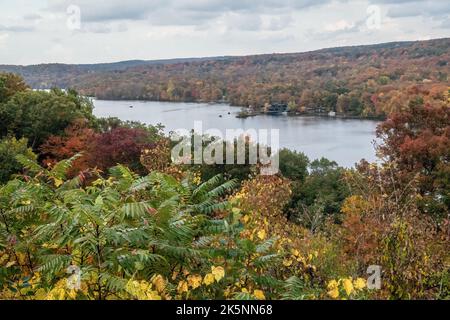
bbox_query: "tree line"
[1,38,449,118]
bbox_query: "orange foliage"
[40,119,95,175]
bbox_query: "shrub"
[0,137,36,183]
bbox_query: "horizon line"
[2,36,449,67]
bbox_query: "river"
[92,100,380,168]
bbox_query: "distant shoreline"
[92,97,385,122]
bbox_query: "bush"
[0,137,36,183]
[285,158,350,228]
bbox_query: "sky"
[0,0,449,65]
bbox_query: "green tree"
[278,149,309,181]
[0,137,36,183]
[0,89,93,148]
[286,158,350,226]
[0,73,28,104]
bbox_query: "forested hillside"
[0,56,231,92]
[1,38,449,118]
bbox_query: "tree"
[376,99,450,219]
[39,119,96,175]
[0,73,28,103]
[278,149,309,181]
[85,127,154,174]
[286,158,350,226]
[347,95,364,116]
[342,160,449,299]
[0,137,36,183]
[0,89,94,148]
[302,160,349,214]
[323,93,338,112]
[336,94,350,114]
[287,100,297,112]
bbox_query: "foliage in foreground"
[0,155,373,300]
[1,154,448,300]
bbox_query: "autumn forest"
[2,38,449,119]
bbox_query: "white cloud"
[44,43,74,61]
[0,0,449,64]
[23,14,43,21]
[146,26,202,40]
[45,0,331,25]
[324,20,356,32]
[0,33,9,47]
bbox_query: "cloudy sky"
[0,0,449,65]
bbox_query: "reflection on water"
[93,100,380,168]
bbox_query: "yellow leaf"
[147,291,162,300]
[34,288,47,300]
[177,281,188,294]
[187,275,202,289]
[253,289,266,300]
[0,253,9,264]
[54,178,64,187]
[342,278,354,296]
[152,275,166,293]
[327,279,338,290]
[203,273,215,286]
[68,289,77,300]
[224,287,231,298]
[354,278,366,290]
[282,259,293,267]
[328,287,339,299]
[257,229,266,240]
[211,266,225,282]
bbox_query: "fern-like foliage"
[0,158,242,299]
[281,276,318,300]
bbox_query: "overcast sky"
[0,0,449,65]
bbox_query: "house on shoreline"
[266,103,288,114]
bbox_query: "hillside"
[0,56,232,89]
[1,38,449,118]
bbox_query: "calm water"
[93,100,380,168]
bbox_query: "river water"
[93,100,380,168]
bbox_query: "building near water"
[266,103,288,114]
